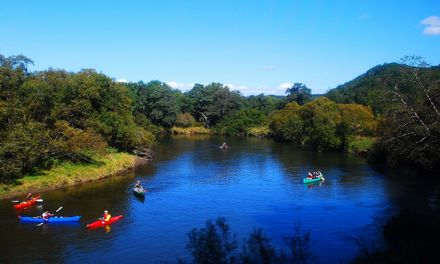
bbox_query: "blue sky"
[1,0,439,95]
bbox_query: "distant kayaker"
[102,210,111,223]
[26,192,33,201]
[220,142,229,149]
[307,172,313,179]
[42,211,53,221]
[135,181,143,189]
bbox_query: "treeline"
[0,55,155,183]
[325,56,440,171]
[269,98,376,152]
[1,53,438,182]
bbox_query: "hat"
[104,210,108,213]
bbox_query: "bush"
[176,113,196,128]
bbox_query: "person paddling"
[102,210,111,223]
[134,181,143,189]
[26,192,33,201]
[42,211,53,221]
[220,142,229,149]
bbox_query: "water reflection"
[1,136,439,264]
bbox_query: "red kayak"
[86,215,123,229]
[14,195,41,209]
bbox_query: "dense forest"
[326,56,440,171]
[1,54,439,183]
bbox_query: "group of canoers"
[307,171,323,179]
[18,180,147,225]
[23,192,113,223]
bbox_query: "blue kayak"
[19,216,81,223]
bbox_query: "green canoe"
[303,174,325,184]
[133,187,146,197]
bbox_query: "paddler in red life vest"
[102,210,111,223]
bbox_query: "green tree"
[216,108,266,135]
[133,80,179,128]
[175,113,196,127]
[269,102,304,144]
[285,83,312,105]
[377,56,440,170]
[186,83,244,127]
[187,218,238,264]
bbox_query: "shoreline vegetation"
[0,152,145,200]
[1,53,439,196]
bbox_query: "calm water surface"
[1,136,439,263]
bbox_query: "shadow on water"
[1,136,440,263]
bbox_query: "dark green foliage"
[0,122,51,182]
[187,218,238,264]
[176,113,196,127]
[285,83,312,106]
[270,98,376,151]
[373,57,440,170]
[325,63,405,113]
[215,108,266,135]
[185,218,314,264]
[0,54,155,182]
[185,83,244,128]
[241,229,277,264]
[245,94,283,115]
[352,208,440,264]
[132,80,180,128]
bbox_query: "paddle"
[36,206,63,227]
[11,198,43,203]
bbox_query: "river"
[1,136,439,263]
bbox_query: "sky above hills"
[1,0,439,95]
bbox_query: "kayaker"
[307,172,313,179]
[26,192,33,201]
[220,142,229,149]
[135,181,143,189]
[102,210,111,223]
[42,211,53,221]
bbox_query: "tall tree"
[186,83,243,127]
[285,83,312,105]
[379,56,440,169]
[133,80,179,128]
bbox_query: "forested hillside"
[326,57,440,170]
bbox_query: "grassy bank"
[171,126,212,135]
[0,152,138,199]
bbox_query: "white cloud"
[421,16,440,35]
[166,81,194,91]
[116,78,128,83]
[278,82,292,90]
[225,83,249,92]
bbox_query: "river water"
[1,136,439,263]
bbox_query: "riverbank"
[0,152,146,200]
[171,126,212,135]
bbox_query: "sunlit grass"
[0,152,137,199]
[248,126,270,137]
[347,136,377,154]
[171,126,212,135]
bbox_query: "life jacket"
[103,213,111,221]
[42,212,50,220]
